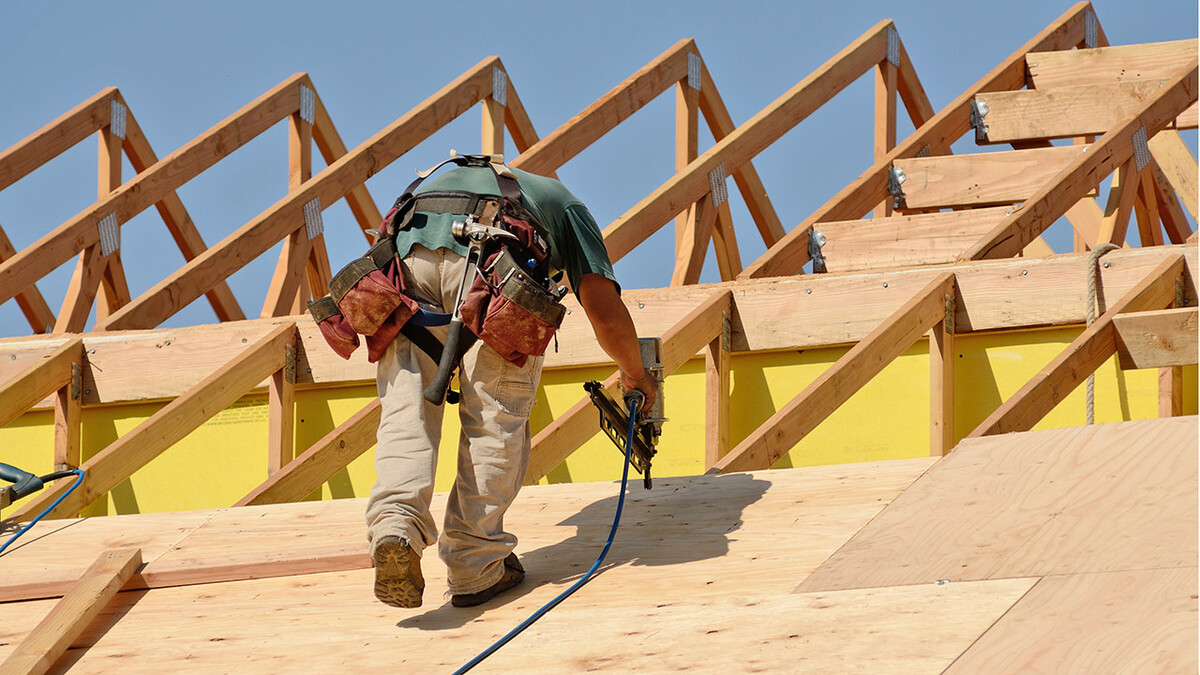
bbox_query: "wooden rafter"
[513,39,696,177]
[962,61,1197,261]
[0,75,310,314]
[0,339,81,430]
[697,61,786,249]
[967,255,1184,438]
[741,2,1100,279]
[119,95,245,323]
[1148,130,1199,222]
[710,272,957,474]
[237,398,380,507]
[0,247,1189,411]
[101,59,512,332]
[602,20,894,265]
[10,323,296,521]
[0,548,142,675]
[524,289,732,484]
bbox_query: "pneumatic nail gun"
[583,337,666,489]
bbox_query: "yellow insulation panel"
[0,326,1194,517]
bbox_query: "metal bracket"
[1084,9,1099,49]
[809,228,828,274]
[1131,125,1150,172]
[687,52,702,90]
[97,213,120,257]
[109,100,127,140]
[708,163,728,208]
[886,26,900,67]
[492,67,507,107]
[887,166,906,197]
[720,311,731,351]
[944,293,955,335]
[302,197,324,241]
[299,85,315,125]
[969,99,990,143]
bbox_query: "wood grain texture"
[0,460,936,671]
[236,398,380,506]
[0,247,1191,409]
[0,88,117,192]
[741,2,1095,279]
[0,74,307,310]
[0,548,141,675]
[0,338,81,428]
[102,61,496,331]
[979,82,1198,143]
[896,145,1088,209]
[10,324,295,521]
[963,61,1197,260]
[512,39,694,177]
[603,21,891,263]
[968,255,1182,438]
[1149,129,1199,221]
[797,416,1198,593]
[946,568,1198,675]
[1112,307,1198,369]
[711,273,955,473]
[818,206,1010,273]
[1028,38,1199,89]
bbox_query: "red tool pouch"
[310,237,419,363]
[460,240,565,368]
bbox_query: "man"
[366,158,658,609]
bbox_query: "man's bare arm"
[576,273,659,412]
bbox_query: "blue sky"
[0,0,1196,335]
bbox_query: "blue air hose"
[0,468,85,556]
[453,396,643,674]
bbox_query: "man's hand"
[620,367,658,416]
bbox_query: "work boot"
[451,553,525,607]
[372,536,424,608]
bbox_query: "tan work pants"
[365,245,543,595]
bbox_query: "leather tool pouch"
[311,237,419,363]
[459,207,566,368]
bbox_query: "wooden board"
[1027,39,1200,89]
[978,82,1199,143]
[894,145,1088,208]
[947,567,1198,674]
[797,416,1198,592]
[1,459,1023,674]
[818,207,1010,273]
[0,246,1193,409]
[1113,307,1199,369]
[0,459,933,603]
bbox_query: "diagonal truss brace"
[710,272,956,474]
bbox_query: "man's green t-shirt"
[393,165,618,297]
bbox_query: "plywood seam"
[940,576,1047,675]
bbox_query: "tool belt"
[309,153,566,378]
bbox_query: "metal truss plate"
[1085,9,1099,49]
[303,197,324,240]
[688,52,702,90]
[1132,126,1150,172]
[98,213,120,257]
[299,85,315,125]
[109,100,126,140]
[886,26,900,67]
[492,67,507,107]
[708,163,728,208]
